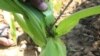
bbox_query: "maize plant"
[0,0,100,56]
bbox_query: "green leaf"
[40,38,58,56]
[9,15,17,43]
[13,13,29,34]
[43,1,55,27]
[40,38,66,56]
[52,0,63,14]
[14,13,46,47]
[0,0,22,13]
[56,6,100,37]
[54,38,66,56]
[13,0,47,47]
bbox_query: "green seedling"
[0,0,100,56]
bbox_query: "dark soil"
[64,0,100,56]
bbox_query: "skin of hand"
[0,19,13,46]
[0,37,13,46]
[22,0,48,11]
[30,0,48,11]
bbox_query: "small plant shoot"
[0,0,100,56]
